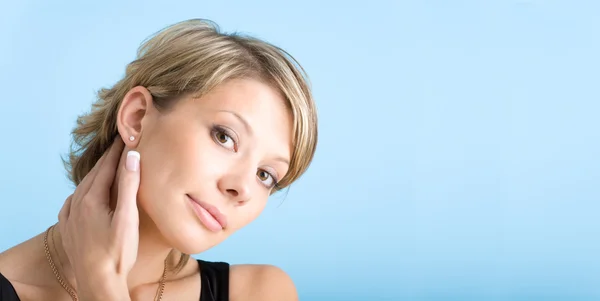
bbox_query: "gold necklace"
[44,225,168,301]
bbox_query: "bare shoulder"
[0,233,61,301]
[0,235,42,281]
[229,264,298,301]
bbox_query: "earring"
[129,136,135,142]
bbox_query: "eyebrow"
[274,156,290,166]
[219,110,253,135]
[218,109,290,166]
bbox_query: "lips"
[186,194,228,232]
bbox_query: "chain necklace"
[43,225,168,301]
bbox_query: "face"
[117,78,292,254]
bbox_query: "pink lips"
[187,194,228,232]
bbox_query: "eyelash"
[211,124,238,151]
[210,125,280,189]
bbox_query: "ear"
[116,86,153,148]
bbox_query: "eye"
[211,125,237,151]
[257,169,278,189]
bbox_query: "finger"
[73,142,113,201]
[57,194,74,236]
[58,194,73,223]
[70,141,117,213]
[88,138,125,198]
[113,150,141,225]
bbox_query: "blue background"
[1,1,599,300]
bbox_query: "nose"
[218,173,252,205]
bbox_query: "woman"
[0,18,317,301]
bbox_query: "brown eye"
[216,132,229,143]
[258,170,269,181]
[257,170,276,188]
[211,125,236,151]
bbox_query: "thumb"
[114,150,141,223]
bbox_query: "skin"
[0,78,299,300]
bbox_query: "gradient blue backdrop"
[1,1,599,300]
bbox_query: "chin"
[164,225,224,255]
[148,205,226,254]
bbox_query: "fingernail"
[126,151,140,171]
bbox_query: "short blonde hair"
[65,19,318,193]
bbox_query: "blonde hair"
[63,19,318,270]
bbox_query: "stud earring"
[129,136,135,142]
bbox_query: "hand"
[57,138,141,300]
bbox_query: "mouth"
[186,194,228,232]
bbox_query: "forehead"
[201,79,287,118]
[189,78,293,156]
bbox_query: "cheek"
[139,124,202,182]
[231,200,269,231]
[136,124,226,204]
[134,127,193,208]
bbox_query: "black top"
[0,259,229,301]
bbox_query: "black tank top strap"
[0,272,21,301]
[197,259,230,301]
